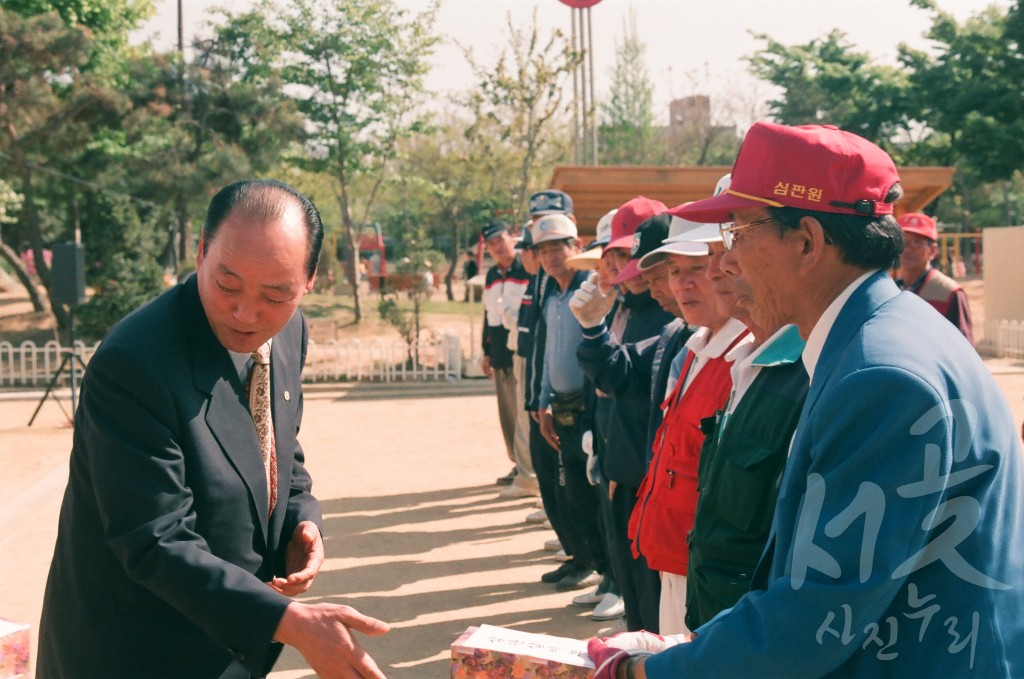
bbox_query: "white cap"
[638,206,712,270]
[531,213,578,245]
[712,173,734,229]
[594,209,616,245]
[639,174,733,270]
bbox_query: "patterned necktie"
[248,342,278,513]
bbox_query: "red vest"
[913,268,960,317]
[629,339,742,575]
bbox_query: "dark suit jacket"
[37,275,323,679]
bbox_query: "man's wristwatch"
[619,651,652,679]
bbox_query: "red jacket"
[629,343,739,575]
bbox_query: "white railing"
[0,334,462,387]
[305,334,462,382]
[0,339,101,388]
[980,319,1024,359]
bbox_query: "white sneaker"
[572,585,603,608]
[591,593,625,621]
[500,481,539,499]
[544,537,561,552]
[525,508,547,524]
[554,548,571,562]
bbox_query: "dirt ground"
[0,382,608,678]
[2,275,1023,678]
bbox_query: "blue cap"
[481,219,510,240]
[514,226,534,250]
[529,190,574,216]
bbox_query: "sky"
[136,0,1011,125]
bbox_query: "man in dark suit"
[37,179,388,679]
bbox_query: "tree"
[73,194,165,341]
[3,0,154,72]
[223,0,441,323]
[0,179,40,304]
[377,229,446,368]
[902,3,1024,183]
[389,108,519,300]
[747,29,914,154]
[897,0,1024,227]
[744,2,1024,228]
[599,9,656,165]
[0,9,127,326]
[109,33,305,271]
[463,10,581,225]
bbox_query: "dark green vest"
[685,358,808,630]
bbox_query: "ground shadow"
[271,485,605,678]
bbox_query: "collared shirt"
[666,317,750,398]
[721,324,805,430]
[228,338,273,386]
[802,271,874,384]
[540,272,588,407]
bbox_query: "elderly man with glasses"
[589,122,1024,679]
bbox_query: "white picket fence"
[304,334,462,382]
[0,334,462,388]
[0,340,101,388]
[980,319,1024,359]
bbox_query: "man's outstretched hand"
[275,602,390,679]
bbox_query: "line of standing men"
[481,121,1022,679]
[584,122,1024,678]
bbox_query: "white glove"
[569,272,617,328]
[601,630,688,653]
[498,296,518,332]
[582,429,594,455]
[582,430,600,486]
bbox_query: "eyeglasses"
[720,217,777,250]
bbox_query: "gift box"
[450,624,595,678]
[0,619,30,679]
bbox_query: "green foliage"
[376,214,445,362]
[0,180,22,226]
[599,10,656,164]
[216,0,441,322]
[746,2,1024,226]
[74,196,164,341]
[0,10,95,142]
[463,9,581,223]
[902,5,1024,184]
[377,297,413,344]
[386,108,524,297]
[747,29,913,152]
[3,0,155,72]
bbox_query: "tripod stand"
[28,306,87,426]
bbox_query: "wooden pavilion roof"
[548,165,956,239]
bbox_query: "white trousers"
[659,571,691,636]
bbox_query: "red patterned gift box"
[0,619,30,679]
[451,624,595,678]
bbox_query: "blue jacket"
[590,291,673,487]
[517,270,555,411]
[647,272,1024,677]
[577,316,692,478]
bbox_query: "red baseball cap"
[897,213,937,241]
[673,122,901,223]
[607,196,668,250]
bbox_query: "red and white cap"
[606,196,668,251]
[897,213,937,241]
[673,123,901,223]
